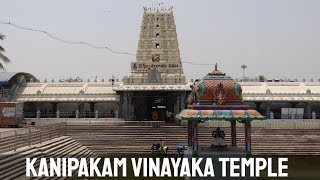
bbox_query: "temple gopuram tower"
[118,6,189,121]
[123,6,186,84]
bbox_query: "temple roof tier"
[176,109,266,121]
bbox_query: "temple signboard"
[131,62,181,71]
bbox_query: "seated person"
[212,127,225,139]
[211,127,226,147]
[152,139,167,155]
[163,146,168,156]
[151,142,161,152]
[160,139,169,155]
[176,145,187,156]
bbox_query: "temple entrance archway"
[132,91,176,122]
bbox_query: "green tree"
[258,75,266,82]
[0,33,11,70]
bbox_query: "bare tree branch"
[0,33,10,64]
[0,45,5,52]
[0,53,10,63]
[0,34,4,40]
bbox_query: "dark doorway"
[133,91,176,122]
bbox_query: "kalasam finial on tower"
[210,63,225,75]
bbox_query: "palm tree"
[0,33,11,70]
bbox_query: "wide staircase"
[69,124,188,156]
[67,123,320,156]
[251,129,320,155]
[68,123,247,156]
[0,136,97,180]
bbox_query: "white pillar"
[95,110,99,119]
[76,110,79,119]
[115,110,118,118]
[270,111,274,119]
[36,110,41,119]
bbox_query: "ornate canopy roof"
[177,109,266,121]
[187,64,243,106]
[177,64,266,121]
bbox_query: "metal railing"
[24,111,117,119]
[66,120,166,127]
[65,120,169,137]
[0,123,67,153]
[23,111,320,120]
[198,119,320,129]
[261,112,318,119]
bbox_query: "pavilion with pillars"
[176,65,266,155]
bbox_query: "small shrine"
[176,64,266,156]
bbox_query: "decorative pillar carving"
[231,120,237,146]
[192,120,198,152]
[245,120,252,153]
[188,121,192,147]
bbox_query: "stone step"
[1,140,82,179]
[0,137,71,171]
[0,136,96,180]
[67,126,320,156]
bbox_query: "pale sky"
[0,0,320,81]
